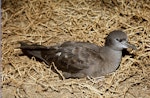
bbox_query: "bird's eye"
[116,39,122,42]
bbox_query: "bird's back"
[41,41,103,73]
[20,41,106,78]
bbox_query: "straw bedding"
[2,0,150,98]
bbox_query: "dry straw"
[2,0,150,98]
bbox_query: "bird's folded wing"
[19,41,49,50]
[41,44,103,72]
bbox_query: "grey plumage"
[19,30,136,78]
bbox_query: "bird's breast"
[102,50,122,74]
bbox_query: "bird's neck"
[109,48,122,66]
[101,46,122,74]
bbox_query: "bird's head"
[105,30,136,51]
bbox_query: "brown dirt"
[2,0,150,98]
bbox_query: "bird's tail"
[18,41,50,64]
[19,41,49,50]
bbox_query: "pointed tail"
[19,41,50,64]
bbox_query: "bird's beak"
[125,42,137,50]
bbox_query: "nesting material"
[2,0,150,98]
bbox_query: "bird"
[19,30,136,78]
